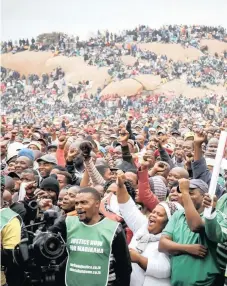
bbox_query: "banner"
[204,131,227,218]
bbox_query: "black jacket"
[66,160,82,186]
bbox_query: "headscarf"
[135,201,183,253]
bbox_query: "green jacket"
[205,193,227,272]
[205,194,227,244]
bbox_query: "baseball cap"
[110,134,118,139]
[22,138,31,144]
[6,154,17,165]
[37,154,57,165]
[28,141,42,151]
[156,124,163,129]
[157,129,166,135]
[177,179,208,194]
[184,132,195,141]
[110,167,121,172]
[31,132,41,140]
[38,138,48,146]
[171,129,180,136]
[47,144,58,150]
[135,123,143,129]
[8,172,21,179]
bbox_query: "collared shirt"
[163,210,220,286]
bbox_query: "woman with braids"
[100,179,136,244]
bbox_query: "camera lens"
[29,200,38,209]
[40,235,64,260]
[47,240,58,252]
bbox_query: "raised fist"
[80,141,93,159]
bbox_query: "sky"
[1,0,227,41]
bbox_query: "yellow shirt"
[1,217,21,286]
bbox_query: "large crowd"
[1,24,227,286]
[1,25,227,90]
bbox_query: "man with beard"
[49,187,132,286]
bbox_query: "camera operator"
[13,170,61,232]
[49,185,132,286]
[10,173,66,286]
[12,169,40,226]
[0,176,23,286]
[31,174,62,227]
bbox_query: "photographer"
[11,175,65,286]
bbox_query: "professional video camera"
[14,209,66,286]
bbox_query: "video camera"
[14,210,66,286]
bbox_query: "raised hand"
[153,161,168,173]
[140,157,154,170]
[38,198,53,211]
[118,128,129,144]
[194,129,207,146]
[34,188,48,199]
[67,148,79,162]
[185,151,194,163]
[116,170,126,188]
[25,181,38,196]
[202,193,217,210]
[58,135,68,150]
[80,141,93,159]
[178,178,190,194]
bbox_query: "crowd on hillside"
[1,25,227,53]
[1,61,227,123]
[1,25,227,91]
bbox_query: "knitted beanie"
[149,176,168,201]
[40,174,60,195]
